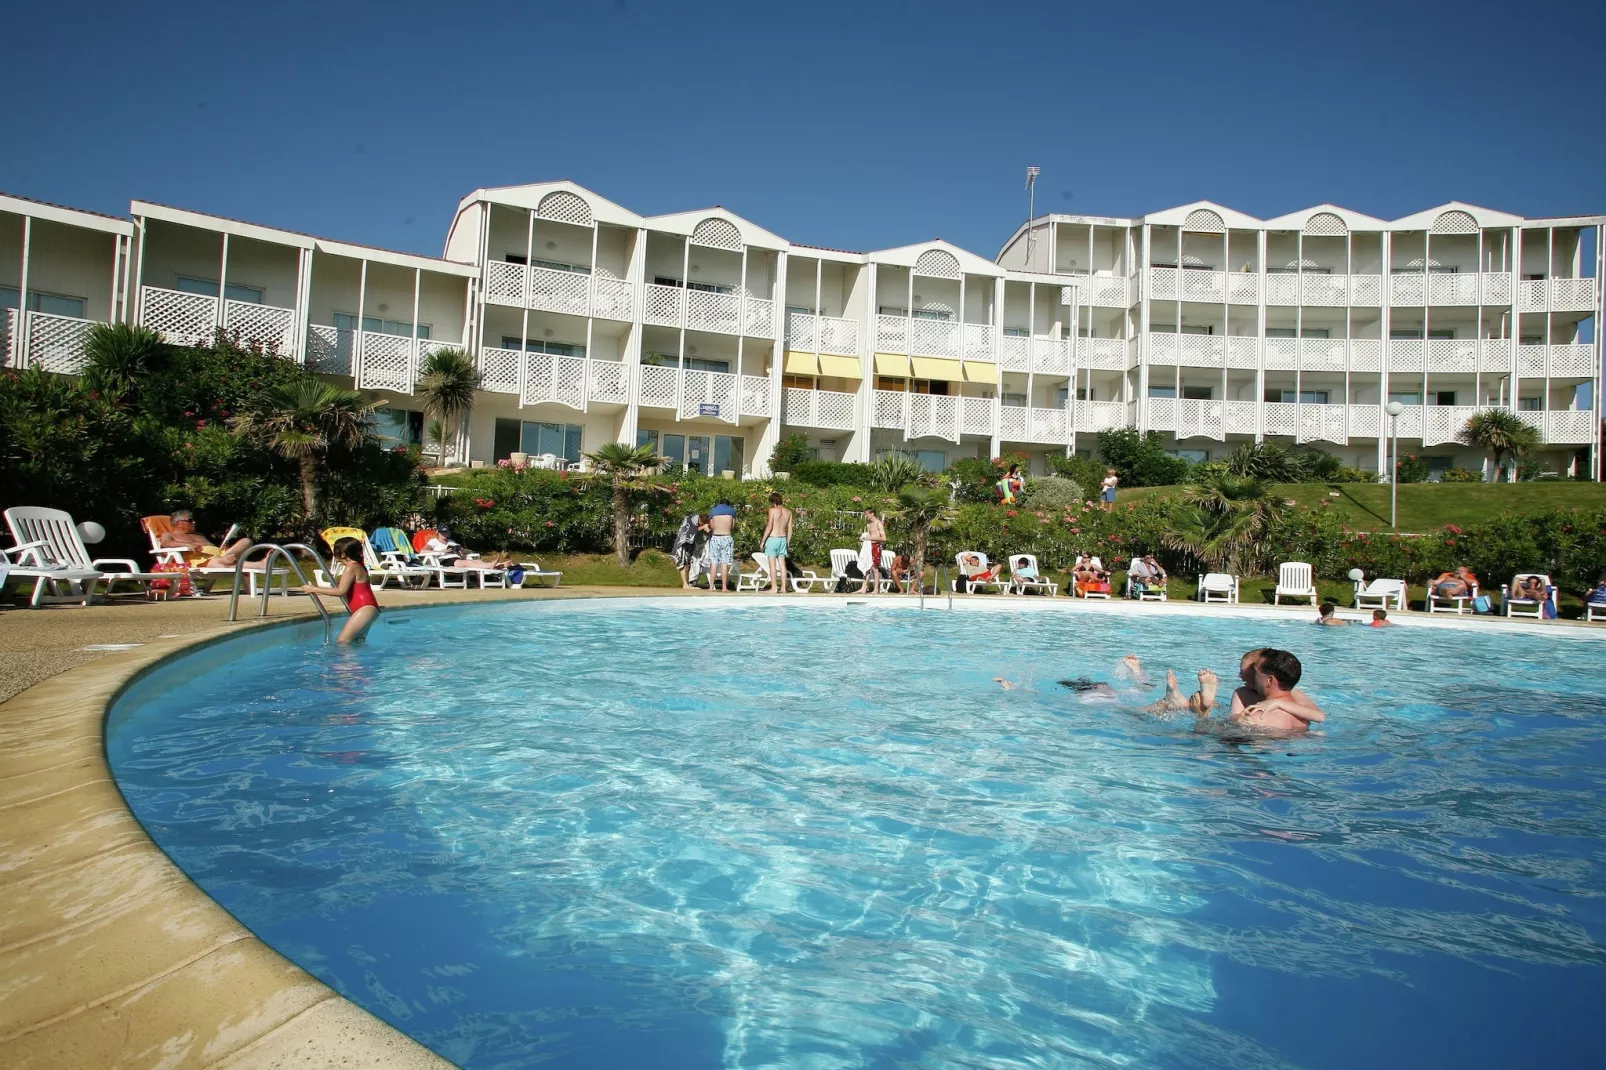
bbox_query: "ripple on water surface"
[108,602,1606,1069]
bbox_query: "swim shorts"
[1101,486,1117,503]
[764,536,788,558]
[708,534,734,566]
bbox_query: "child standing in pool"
[299,537,380,644]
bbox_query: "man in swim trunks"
[1230,648,1324,732]
[707,502,736,592]
[158,510,253,567]
[857,508,887,596]
[1315,602,1349,626]
[1430,566,1476,600]
[760,491,793,595]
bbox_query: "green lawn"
[1120,481,1606,531]
[511,550,681,588]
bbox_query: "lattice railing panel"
[998,406,1027,441]
[1176,398,1224,441]
[1265,274,1298,306]
[1028,407,1067,443]
[537,191,592,227]
[1551,278,1597,311]
[1147,332,1179,365]
[910,318,958,358]
[962,322,994,360]
[644,284,684,327]
[1516,345,1546,378]
[1179,335,1224,367]
[1389,274,1426,306]
[1262,402,1296,437]
[305,325,353,375]
[478,346,521,394]
[1549,343,1596,378]
[1349,339,1381,372]
[1478,339,1511,372]
[24,312,96,373]
[592,277,634,321]
[783,387,812,426]
[686,289,740,335]
[1393,405,1423,438]
[1088,276,1127,306]
[1516,279,1548,312]
[876,315,907,354]
[1348,274,1382,306]
[1430,210,1477,235]
[691,218,742,251]
[1226,273,1259,305]
[1226,337,1258,368]
[1083,338,1126,370]
[639,365,678,407]
[1181,269,1225,303]
[1032,337,1070,374]
[1481,273,1511,306]
[1300,338,1345,372]
[357,333,415,394]
[1298,404,1348,445]
[1225,401,1258,435]
[141,286,218,346]
[1422,406,1477,446]
[484,261,527,306]
[1389,340,1424,372]
[529,266,590,317]
[1076,401,1126,432]
[1304,212,1347,237]
[998,336,1028,370]
[679,369,737,422]
[1426,338,1477,372]
[1184,209,1225,233]
[961,396,994,435]
[1548,410,1595,443]
[521,352,555,408]
[816,390,856,429]
[1263,337,1297,369]
[1347,405,1380,439]
[743,297,775,339]
[525,354,587,410]
[1429,273,1478,306]
[785,311,818,352]
[1301,274,1347,306]
[588,360,629,404]
[223,300,295,355]
[872,390,905,429]
[1148,266,1177,301]
[913,249,960,279]
[739,374,771,417]
[0,308,15,368]
[1146,397,1175,431]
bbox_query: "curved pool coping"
[2,590,1601,1069]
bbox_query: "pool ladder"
[227,542,336,644]
[920,565,953,611]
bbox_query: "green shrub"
[1329,466,1381,484]
[868,453,927,492]
[1046,452,1108,491]
[1394,455,1429,484]
[1020,477,1084,510]
[789,460,874,488]
[1097,428,1191,487]
[947,452,1030,504]
[1439,466,1483,483]
[769,432,811,473]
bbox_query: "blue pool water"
[108,602,1606,1069]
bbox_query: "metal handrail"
[922,565,953,610]
[227,542,332,644]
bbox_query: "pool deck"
[1,585,1600,1068]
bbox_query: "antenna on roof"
[1024,167,1041,266]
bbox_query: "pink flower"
[1007,510,1017,517]
[544,521,555,528]
[852,496,862,503]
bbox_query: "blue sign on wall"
[698,403,720,417]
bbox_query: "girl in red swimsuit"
[299,537,380,644]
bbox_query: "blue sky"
[4,1,1604,259]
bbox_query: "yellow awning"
[818,354,863,379]
[910,356,963,382]
[783,350,820,375]
[874,352,910,376]
[962,360,999,384]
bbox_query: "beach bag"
[835,561,864,593]
[150,560,195,599]
[1471,594,1492,614]
[506,566,525,587]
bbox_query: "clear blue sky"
[5,0,1604,260]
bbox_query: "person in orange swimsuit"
[298,537,380,644]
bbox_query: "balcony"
[1083,275,1129,307]
[1517,277,1599,313]
[874,315,997,360]
[869,390,993,443]
[642,282,775,338]
[1078,337,1128,371]
[486,262,640,324]
[3,310,101,373]
[999,404,1068,445]
[355,335,462,395]
[783,387,856,431]
[140,285,299,356]
[785,311,860,356]
[1075,400,1127,433]
[634,363,772,421]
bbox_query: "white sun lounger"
[1273,562,1319,606]
[1501,574,1554,619]
[1007,554,1058,596]
[1354,578,1407,611]
[955,551,1008,594]
[4,506,172,606]
[1198,572,1240,604]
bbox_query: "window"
[1150,261,1178,269]
[915,450,947,472]
[653,276,731,294]
[503,253,528,265]
[1148,386,1177,399]
[1390,329,1424,340]
[374,408,424,448]
[1431,391,1458,406]
[1429,329,1455,340]
[912,379,950,396]
[786,305,813,315]
[176,276,263,304]
[492,420,583,462]
[1180,324,1213,336]
[1181,386,1213,400]
[1522,273,1546,281]
[1388,392,1421,405]
[1168,449,1209,463]
[1181,263,1216,271]
[686,358,730,374]
[0,286,86,318]
[712,435,745,477]
[1422,456,1454,480]
[1301,266,1333,275]
[1518,397,1543,411]
[1272,390,1330,404]
[1150,322,1177,333]
[531,258,590,274]
[1520,335,1544,345]
[1265,327,1297,339]
[500,336,585,356]
[1427,265,1459,274]
[335,313,430,338]
[1001,392,1028,407]
[782,374,816,390]
[1300,327,1330,339]
[637,429,659,450]
[875,376,906,391]
[877,305,952,321]
[1003,327,1029,337]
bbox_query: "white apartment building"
[4,183,1602,480]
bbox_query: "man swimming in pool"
[1229,648,1324,732]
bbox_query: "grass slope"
[1121,481,1606,531]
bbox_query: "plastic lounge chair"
[1588,600,1606,623]
[1008,554,1058,596]
[828,548,863,592]
[954,552,1008,594]
[140,514,286,597]
[1273,562,1319,606]
[1501,574,1554,619]
[1353,578,1407,611]
[0,541,103,608]
[4,505,172,606]
[1071,556,1112,599]
[1198,572,1240,604]
[1124,572,1167,601]
[737,553,772,592]
[322,526,434,589]
[1427,580,1479,614]
[407,527,513,589]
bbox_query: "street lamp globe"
[1385,401,1405,417]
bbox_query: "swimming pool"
[108,601,1606,1069]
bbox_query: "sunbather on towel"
[1430,566,1477,600]
[159,511,253,567]
[422,532,512,570]
[1511,575,1546,602]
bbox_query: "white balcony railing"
[678,368,738,422]
[1550,277,1598,312]
[961,395,995,436]
[1428,273,1479,306]
[1517,279,1549,312]
[1226,337,1258,368]
[1548,343,1596,377]
[520,351,589,410]
[1265,273,1299,306]
[963,322,995,361]
[784,387,856,430]
[686,288,741,334]
[1079,337,1127,370]
[1032,336,1070,374]
[871,389,905,429]
[1178,334,1225,367]
[911,318,959,358]
[354,334,458,395]
[306,324,354,376]
[487,261,638,323]
[1075,400,1126,433]
[1226,273,1259,305]
[1225,401,1257,435]
[594,277,635,322]
[1148,266,1177,301]
[1301,274,1348,306]
[222,299,297,355]
[1547,410,1596,443]
[739,373,771,417]
[140,285,219,346]
[18,311,98,373]
[785,311,860,356]
[1147,332,1179,364]
[644,283,683,327]
[588,360,630,405]
[1180,269,1226,303]
[641,283,775,337]
[1263,337,1297,369]
[1389,339,1424,372]
[635,364,771,421]
[999,335,1029,370]
[1085,275,1128,306]
[1350,274,1383,306]
[909,393,959,442]
[529,266,592,317]
[0,308,14,368]
[639,364,678,407]
[1389,273,1426,306]
[875,314,907,354]
[1350,339,1381,371]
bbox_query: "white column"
[1137,225,1150,430]
[1595,224,1604,481]
[410,268,422,401]
[132,219,147,326]
[619,228,647,447]
[1379,231,1392,473]
[1255,229,1266,442]
[851,259,874,463]
[16,216,31,363]
[107,234,121,328]
[294,247,311,363]
[216,232,229,337]
[993,275,1006,458]
[355,259,368,387]
[755,250,789,470]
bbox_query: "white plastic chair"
[1588,601,1606,623]
[955,552,1008,594]
[1427,580,1479,614]
[1198,573,1240,604]
[1501,574,1554,619]
[1071,555,1112,599]
[4,506,170,606]
[1008,554,1058,596]
[1353,578,1407,611]
[0,543,102,608]
[829,548,859,592]
[737,552,772,592]
[1273,562,1319,606]
[1124,571,1167,601]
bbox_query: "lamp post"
[1385,400,1405,529]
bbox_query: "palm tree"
[1459,409,1539,482]
[868,452,926,493]
[1161,472,1290,576]
[230,379,376,526]
[584,442,663,567]
[80,323,169,397]
[895,484,952,591]
[415,348,479,466]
